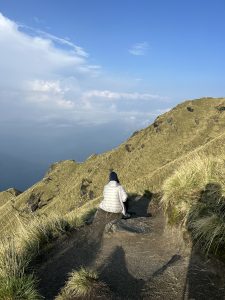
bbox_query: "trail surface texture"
[37,196,225,299]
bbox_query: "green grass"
[0,238,42,300]
[0,275,41,300]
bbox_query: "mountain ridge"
[1,97,225,235]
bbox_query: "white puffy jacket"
[99,181,128,215]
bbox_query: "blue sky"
[0,0,225,189]
[2,0,225,97]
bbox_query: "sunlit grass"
[56,267,110,300]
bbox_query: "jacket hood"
[108,181,119,187]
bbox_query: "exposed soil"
[36,196,225,299]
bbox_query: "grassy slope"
[1,97,225,235]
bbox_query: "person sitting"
[99,171,130,218]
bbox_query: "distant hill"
[1,97,225,234]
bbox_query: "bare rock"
[27,193,41,212]
[105,217,152,234]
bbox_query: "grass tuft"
[56,267,110,300]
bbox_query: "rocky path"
[37,196,225,299]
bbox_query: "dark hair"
[109,171,120,183]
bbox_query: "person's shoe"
[122,213,131,219]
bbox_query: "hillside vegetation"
[1,97,225,298]
[1,97,225,236]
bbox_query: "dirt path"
[36,196,225,299]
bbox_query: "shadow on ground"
[37,226,102,299]
[36,186,225,299]
[183,182,225,300]
[127,190,153,217]
[183,247,225,300]
[99,246,145,300]
[36,192,152,299]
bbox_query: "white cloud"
[25,79,75,110]
[129,42,149,56]
[29,80,63,93]
[24,27,89,57]
[0,12,97,88]
[83,90,165,101]
[0,12,169,129]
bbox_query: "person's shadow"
[98,246,145,299]
[36,210,122,299]
[36,190,154,299]
[36,226,103,299]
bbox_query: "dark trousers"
[124,198,129,213]
[92,208,122,227]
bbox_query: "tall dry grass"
[161,154,225,255]
[0,206,97,299]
